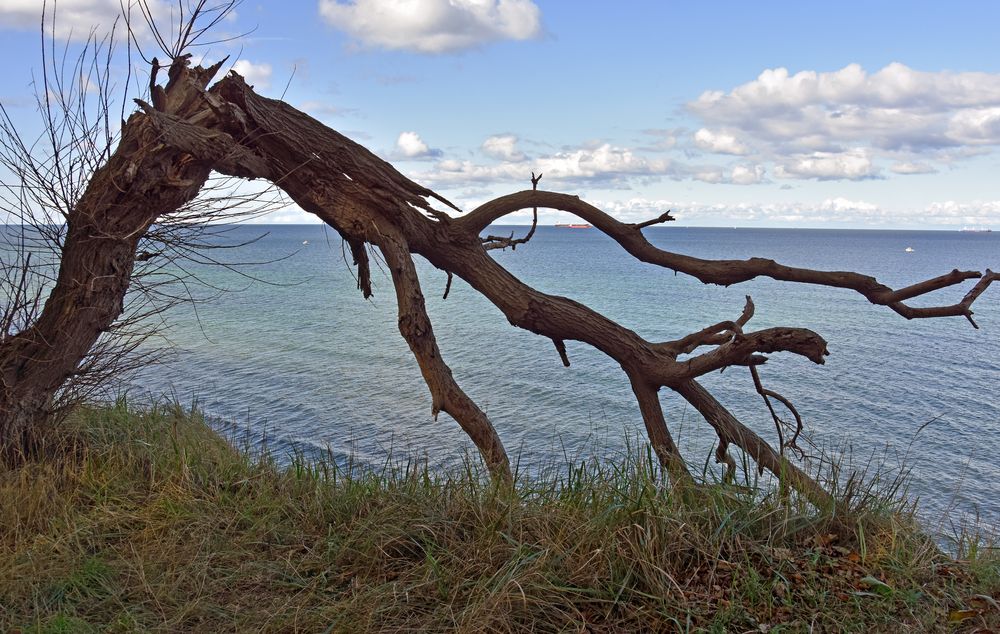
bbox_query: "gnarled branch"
[377,227,511,482]
[459,191,997,324]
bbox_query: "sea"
[127,225,1000,528]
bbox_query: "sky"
[2,0,1000,228]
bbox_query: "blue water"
[130,225,1000,526]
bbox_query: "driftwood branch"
[552,338,570,367]
[628,375,692,483]
[631,209,675,230]
[750,364,806,458]
[347,238,372,299]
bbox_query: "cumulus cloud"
[0,0,173,40]
[418,142,678,188]
[774,149,879,181]
[534,144,670,181]
[481,134,526,161]
[232,60,273,90]
[318,0,542,54]
[925,200,1000,225]
[688,62,1000,179]
[414,136,773,189]
[890,161,936,175]
[729,164,766,185]
[593,196,892,226]
[694,128,750,155]
[396,131,441,158]
[0,0,121,34]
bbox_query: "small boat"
[554,223,593,229]
[302,240,309,245]
[904,247,914,253]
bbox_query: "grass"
[1,401,997,632]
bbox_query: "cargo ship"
[554,223,592,229]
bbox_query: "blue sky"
[3,1,1000,228]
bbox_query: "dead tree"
[127,61,996,501]
[0,2,284,458]
[0,55,243,453]
[1,49,996,506]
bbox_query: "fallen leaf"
[858,576,893,597]
[949,609,978,623]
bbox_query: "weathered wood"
[0,59,226,457]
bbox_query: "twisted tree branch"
[459,191,997,323]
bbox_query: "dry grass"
[1,401,997,632]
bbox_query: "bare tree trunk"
[0,59,227,457]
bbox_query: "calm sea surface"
[129,225,999,526]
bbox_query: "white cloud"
[481,134,526,161]
[452,189,999,228]
[692,63,1000,119]
[946,107,1000,144]
[0,0,172,41]
[415,137,774,189]
[534,144,670,180]
[232,60,273,90]
[427,158,527,183]
[418,142,677,188]
[924,200,1000,225]
[694,128,750,155]
[587,196,1000,227]
[890,161,936,175]
[318,0,542,54]
[593,196,894,226]
[774,149,879,181]
[729,164,766,185]
[816,197,883,215]
[689,62,1000,179]
[396,131,441,158]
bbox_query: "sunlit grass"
[1,400,997,632]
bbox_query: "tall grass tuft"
[1,401,997,632]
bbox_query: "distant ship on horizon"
[960,226,993,233]
[554,223,593,229]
